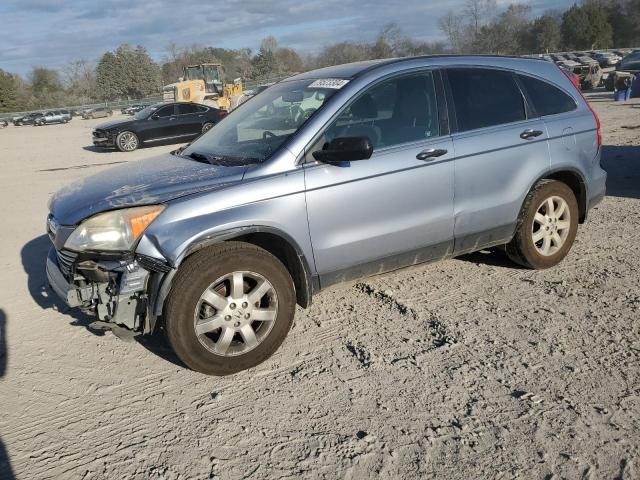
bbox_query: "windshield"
[134,104,160,120]
[182,78,341,164]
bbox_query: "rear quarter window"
[517,75,577,117]
[446,68,526,132]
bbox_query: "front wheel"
[164,242,296,375]
[116,131,139,152]
[506,180,578,269]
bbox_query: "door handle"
[169,116,177,121]
[416,148,448,161]
[520,129,543,140]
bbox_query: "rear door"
[176,103,204,137]
[444,67,551,254]
[304,70,455,286]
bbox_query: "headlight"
[64,205,165,252]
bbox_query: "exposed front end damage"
[46,247,155,332]
[45,215,169,335]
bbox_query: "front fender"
[136,168,315,320]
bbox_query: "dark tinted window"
[178,104,199,115]
[447,68,525,131]
[518,75,576,116]
[155,105,175,117]
[325,72,439,149]
[196,105,208,113]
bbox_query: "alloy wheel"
[193,271,278,356]
[532,195,571,256]
[118,132,138,151]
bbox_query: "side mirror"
[150,114,159,120]
[312,136,373,163]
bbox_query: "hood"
[95,118,135,130]
[49,153,247,225]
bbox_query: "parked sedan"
[593,52,621,67]
[82,107,113,119]
[92,102,227,152]
[13,112,42,126]
[578,56,599,66]
[34,111,70,126]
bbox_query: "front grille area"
[56,248,78,278]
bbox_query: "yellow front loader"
[162,63,244,111]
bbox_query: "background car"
[121,104,146,115]
[13,112,42,126]
[617,51,640,72]
[573,64,603,89]
[593,52,620,67]
[82,107,113,119]
[578,56,599,66]
[34,111,70,126]
[0,118,8,128]
[58,109,72,122]
[92,101,227,151]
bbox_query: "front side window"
[183,79,339,164]
[447,68,526,132]
[155,105,175,118]
[517,75,576,117]
[323,72,439,150]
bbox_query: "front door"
[141,104,177,142]
[304,71,455,286]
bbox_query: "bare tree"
[62,60,96,101]
[438,11,468,52]
[464,0,497,35]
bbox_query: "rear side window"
[447,68,525,132]
[517,75,577,117]
[178,104,199,115]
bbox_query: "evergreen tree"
[0,70,19,112]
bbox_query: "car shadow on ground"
[20,235,186,369]
[82,145,113,153]
[0,309,16,480]
[601,145,640,200]
[456,247,526,269]
[21,235,105,335]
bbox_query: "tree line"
[1,0,638,113]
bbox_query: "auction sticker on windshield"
[308,79,350,89]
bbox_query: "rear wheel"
[506,180,578,269]
[116,131,139,152]
[202,122,214,133]
[164,242,296,375]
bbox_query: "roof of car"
[288,55,547,81]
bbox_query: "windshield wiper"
[185,151,212,163]
[183,151,263,166]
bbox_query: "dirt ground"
[0,94,639,480]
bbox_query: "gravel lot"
[0,94,639,479]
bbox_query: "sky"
[0,0,574,76]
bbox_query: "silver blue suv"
[46,56,606,375]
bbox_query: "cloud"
[0,0,574,75]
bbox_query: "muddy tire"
[506,180,579,269]
[164,242,296,375]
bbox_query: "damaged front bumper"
[46,246,154,333]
